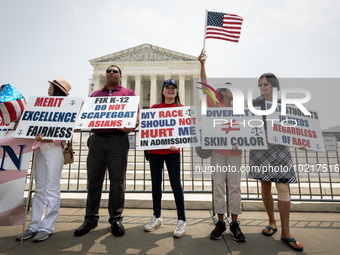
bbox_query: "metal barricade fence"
[27,130,340,207]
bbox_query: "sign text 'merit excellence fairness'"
[14,96,82,140]
[266,102,325,151]
[139,106,200,150]
[75,96,139,129]
[201,107,268,150]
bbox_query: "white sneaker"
[173,220,186,238]
[144,216,163,232]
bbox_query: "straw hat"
[48,77,71,95]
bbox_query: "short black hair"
[106,65,122,75]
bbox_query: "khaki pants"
[211,151,242,215]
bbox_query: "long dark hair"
[160,87,182,106]
[53,84,67,96]
[258,73,280,91]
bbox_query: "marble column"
[150,74,157,107]
[121,74,128,89]
[164,74,171,81]
[179,74,186,105]
[134,74,142,108]
[92,74,101,92]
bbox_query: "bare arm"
[198,49,207,79]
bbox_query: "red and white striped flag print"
[0,84,26,124]
[205,11,243,43]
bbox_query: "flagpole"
[20,148,37,244]
[203,9,208,53]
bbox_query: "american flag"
[0,84,26,124]
[205,11,243,43]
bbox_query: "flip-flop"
[262,226,277,236]
[281,237,304,252]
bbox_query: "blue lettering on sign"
[190,127,196,135]
[21,111,76,123]
[0,145,26,171]
[178,127,189,136]
[178,127,196,136]
[141,112,156,119]
[141,119,176,128]
[81,111,135,119]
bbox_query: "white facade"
[89,44,200,108]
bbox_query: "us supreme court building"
[88,44,200,108]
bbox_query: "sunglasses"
[106,69,119,74]
[258,83,270,87]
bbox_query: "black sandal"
[281,237,303,252]
[262,226,277,236]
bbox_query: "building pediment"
[89,44,197,63]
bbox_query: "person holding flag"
[198,50,245,242]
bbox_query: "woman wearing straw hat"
[16,78,71,242]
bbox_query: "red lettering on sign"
[34,97,64,107]
[292,137,311,148]
[108,104,126,111]
[159,110,183,118]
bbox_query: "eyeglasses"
[258,83,270,87]
[106,69,119,74]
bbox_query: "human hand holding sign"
[298,146,307,152]
[232,145,242,152]
[169,145,178,151]
[35,134,53,143]
[118,112,139,133]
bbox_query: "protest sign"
[266,102,325,151]
[13,96,82,140]
[139,106,200,150]
[0,132,35,226]
[201,107,268,150]
[75,96,139,129]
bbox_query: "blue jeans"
[149,153,186,221]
